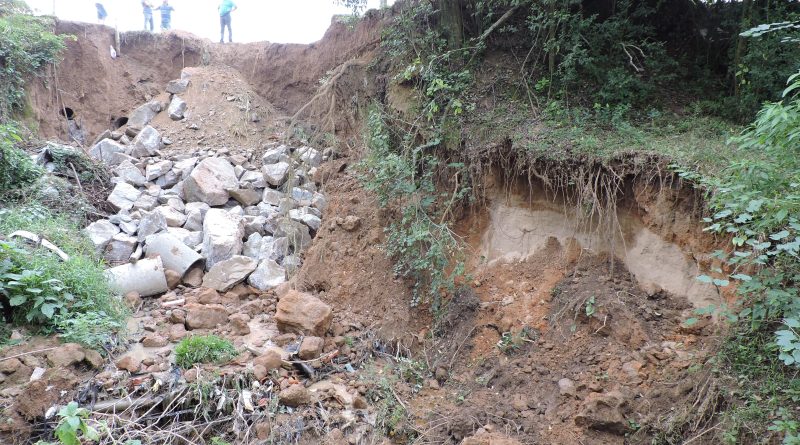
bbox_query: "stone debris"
[275,290,333,336]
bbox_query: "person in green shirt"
[218,0,237,43]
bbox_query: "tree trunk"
[439,0,465,49]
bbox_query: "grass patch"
[715,325,800,443]
[175,335,237,369]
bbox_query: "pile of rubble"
[80,72,329,296]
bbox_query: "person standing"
[218,0,237,43]
[95,3,107,24]
[159,0,174,31]
[142,1,154,32]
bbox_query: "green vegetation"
[175,335,238,369]
[0,206,125,349]
[0,0,67,120]
[36,402,100,445]
[0,124,42,198]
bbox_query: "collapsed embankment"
[3,8,738,445]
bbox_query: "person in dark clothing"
[218,1,237,43]
[95,3,107,24]
[159,0,174,31]
[142,1,154,32]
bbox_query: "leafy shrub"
[0,124,41,197]
[0,4,66,119]
[360,106,466,309]
[175,335,237,369]
[0,205,125,349]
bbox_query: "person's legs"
[226,15,232,42]
[149,16,154,31]
[220,14,225,43]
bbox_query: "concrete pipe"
[107,257,168,297]
[143,233,204,277]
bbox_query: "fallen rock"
[46,343,85,368]
[89,139,127,166]
[168,96,187,120]
[298,336,324,360]
[107,182,142,211]
[247,259,286,290]
[274,218,312,250]
[202,256,257,292]
[137,210,168,242]
[185,303,229,329]
[124,291,142,309]
[228,188,262,207]
[183,202,210,231]
[183,157,238,206]
[131,125,163,158]
[155,205,187,227]
[279,384,311,407]
[127,100,162,128]
[262,162,290,186]
[262,145,290,164]
[169,323,188,342]
[202,209,245,270]
[253,349,282,371]
[275,290,332,336]
[183,266,204,287]
[85,219,120,251]
[142,334,169,348]
[84,350,104,369]
[165,269,181,289]
[0,358,22,374]
[116,355,142,373]
[166,78,190,94]
[229,313,251,335]
[558,378,576,397]
[196,287,223,304]
[574,390,632,435]
[145,160,174,181]
[297,146,322,167]
[115,160,147,186]
[104,233,138,265]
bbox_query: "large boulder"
[262,145,290,164]
[202,255,257,292]
[168,96,187,120]
[155,205,187,227]
[89,139,127,166]
[128,100,162,128]
[275,290,332,336]
[289,207,322,232]
[137,210,168,241]
[202,209,244,270]
[173,157,198,179]
[183,158,238,206]
[297,147,322,167]
[247,259,286,290]
[107,183,142,211]
[131,125,163,158]
[104,233,137,265]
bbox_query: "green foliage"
[175,335,237,369]
[0,124,41,198]
[53,402,99,445]
[0,205,124,350]
[360,106,466,308]
[0,5,66,119]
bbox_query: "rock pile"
[83,75,329,296]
